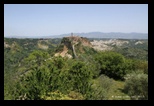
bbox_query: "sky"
[4,4,148,37]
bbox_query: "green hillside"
[4,37,148,100]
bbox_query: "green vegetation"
[124,72,148,100]
[95,52,129,80]
[113,40,148,61]
[4,38,148,100]
[90,75,114,100]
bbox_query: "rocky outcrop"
[54,35,92,58]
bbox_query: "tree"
[15,56,71,100]
[23,50,50,67]
[68,61,93,96]
[95,51,128,80]
[16,66,52,100]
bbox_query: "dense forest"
[4,37,148,100]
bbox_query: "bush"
[68,61,93,94]
[124,72,148,100]
[89,74,114,100]
[95,52,128,80]
[68,91,84,100]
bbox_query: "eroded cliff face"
[54,36,92,58]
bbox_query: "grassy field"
[108,80,130,100]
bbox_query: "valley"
[4,36,148,100]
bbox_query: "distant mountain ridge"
[5,32,148,39]
[49,32,148,39]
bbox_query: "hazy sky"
[4,4,148,37]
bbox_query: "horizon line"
[4,31,148,37]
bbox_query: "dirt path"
[72,44,77,58]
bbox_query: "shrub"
[40,90,84,100]
[89,74,114,100]
[68,91,84,100]
[68,61,93,94]
[95,52,127,80]
[124,72,148,100]
[40,90,73,100]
